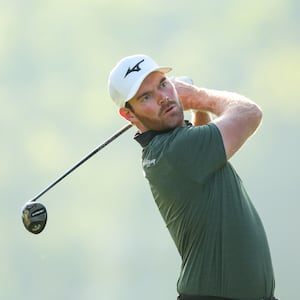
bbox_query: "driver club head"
[22,202,47,234]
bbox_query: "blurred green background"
[1,0,299,299]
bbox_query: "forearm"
[178,84,263,158]
[175,79,260,119]
[185,88,262,130]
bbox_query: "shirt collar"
[134,120,192,148]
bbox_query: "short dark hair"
[125,101,134,112]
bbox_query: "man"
[108,54,278,300]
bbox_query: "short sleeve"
[167,123,227,182]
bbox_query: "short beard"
[132,102,184,131]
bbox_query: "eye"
[160,80,168,88]
[141,93,152,102]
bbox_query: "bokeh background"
[1,0,299,299]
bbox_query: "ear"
[119,107,136,123]
[119,107,148,133]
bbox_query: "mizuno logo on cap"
[124,59,145,78]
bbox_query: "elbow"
[250,102,263,133]
[255,103,263,127]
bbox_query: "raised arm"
[174,81,262,160]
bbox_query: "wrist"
[191,110,212,126]
[189,88,210,111]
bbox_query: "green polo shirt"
[138,123,275,300]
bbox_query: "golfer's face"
[128,71,184,131]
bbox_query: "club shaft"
[29,123,132,203]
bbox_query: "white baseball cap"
[108,54,172,107]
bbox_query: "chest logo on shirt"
[143,158,156,168]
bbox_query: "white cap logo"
[124,59,145,78]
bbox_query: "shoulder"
[147,123,225,158]
[170,123,223,146]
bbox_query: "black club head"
[22,202,47,234]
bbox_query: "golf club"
[22,123,132,234]
[21,76,193,235]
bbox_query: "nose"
[159,96,169,105]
